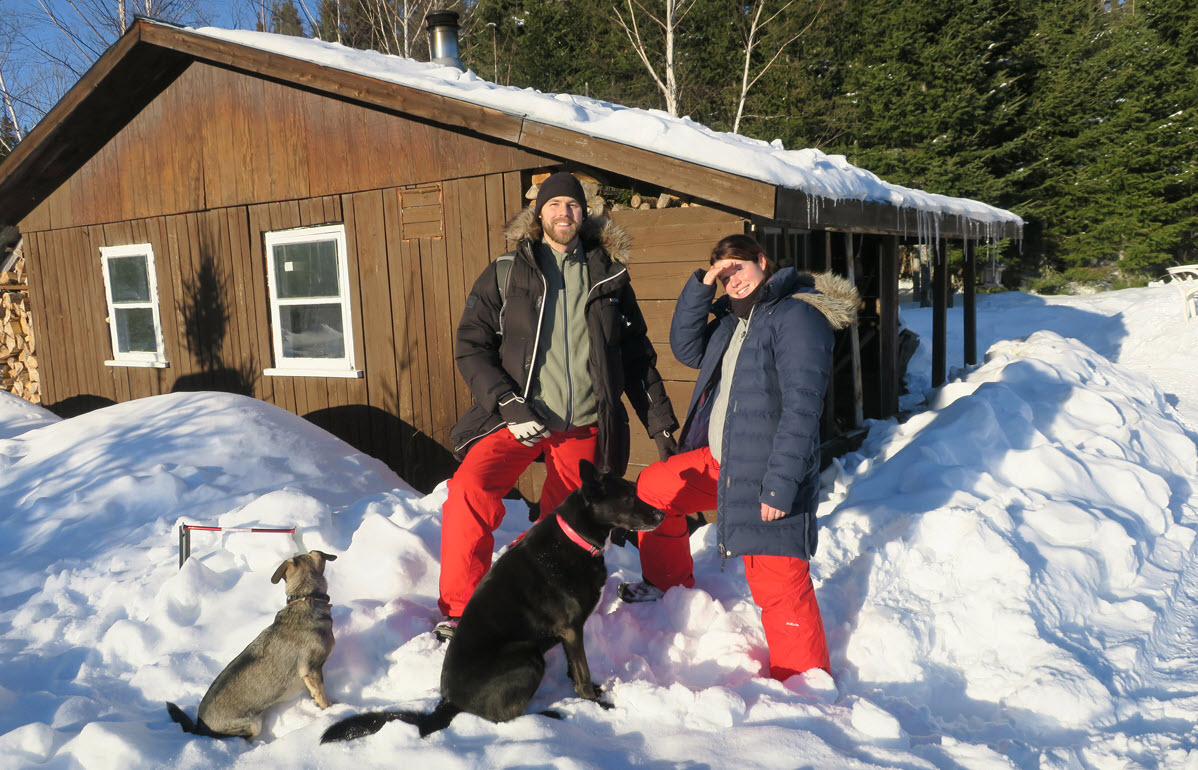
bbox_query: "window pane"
[274,240,340,299]
[280,303,345,359]
[115,307,157,353]
[109,255,151,303]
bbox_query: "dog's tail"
[320,701,462,742]
[167,702,247,739]
[167,701,236,739]
[167,702,198,733]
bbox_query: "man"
[436,171,679,640]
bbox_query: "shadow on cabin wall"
[45,394,117,418]
[303,404,458,493]
[164,251,459,491]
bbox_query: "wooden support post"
[844,232,864,428]
[880,236,900,416]
[821,232,837,438]
[963,238,978,366]
[932,238,948,388]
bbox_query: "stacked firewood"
[1,245,39,404]
[527,172,695,216]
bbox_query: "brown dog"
[167,550,337,740]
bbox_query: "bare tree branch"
[732,0,823,134]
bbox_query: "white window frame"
[263,224,361,378]
[99,243,168,368]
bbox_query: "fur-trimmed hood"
[795,272,860,331]
[713,268,860,331]
[503,206,633,263]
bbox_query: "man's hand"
[498,392,549,446]
[508,420,548,446]
[761,503,786,522]
[654,430,678,462]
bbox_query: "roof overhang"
[0,19,1022,241]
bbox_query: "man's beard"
[543,217,580,246]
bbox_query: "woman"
[619,234,858,679]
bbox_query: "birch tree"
[611,0,699,117]
[732,0,822,134]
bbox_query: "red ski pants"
[636,446,831,678]
[438,425,598,617]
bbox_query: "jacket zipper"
[522,251,549,400]
[563,252,573,426]
[716,304,756,572]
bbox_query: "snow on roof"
[190,26,1023,229]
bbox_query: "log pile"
[527,171,695,215]
[1,245,40,404]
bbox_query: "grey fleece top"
[531,238,598,432]
[709,312,752,464]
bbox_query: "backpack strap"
[495,254,514,336]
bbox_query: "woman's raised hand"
[703,259,743,286]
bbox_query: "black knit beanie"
[534,172,587,218]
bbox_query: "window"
[263,224,360,377]
[99,244,167,367]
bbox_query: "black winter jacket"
[450,208,678,475]
[672,267,858,561]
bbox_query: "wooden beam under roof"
[774,186,1022,241]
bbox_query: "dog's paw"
[574,681,604,701]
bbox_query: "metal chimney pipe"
[426,10,466,71]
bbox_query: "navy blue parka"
[671,267,857,561]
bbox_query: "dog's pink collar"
[557,514,602,556]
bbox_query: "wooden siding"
[609,206,747,476]
[23,174,527,489]
[22,61,552,233]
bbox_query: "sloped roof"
[0,18,1023,240]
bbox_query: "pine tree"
[1016,0,1197,276]
[270,0,306,37]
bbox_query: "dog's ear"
[309,550,337,572]
[271,559,294,584]
[578,459,601,491]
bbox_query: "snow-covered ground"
[1,284,1196,768]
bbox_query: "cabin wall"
[23,174,527,487]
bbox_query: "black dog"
[321,459,664,742]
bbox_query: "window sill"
[263,367,364,379]
[105,359,169,369]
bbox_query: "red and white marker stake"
[178,523,296,567]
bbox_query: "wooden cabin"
[0,19,1021,493]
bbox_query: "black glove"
[654,430,679,462]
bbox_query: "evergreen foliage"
[269,1,306,36]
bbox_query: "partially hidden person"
[618,233,858,680]
[435,171,679,641]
